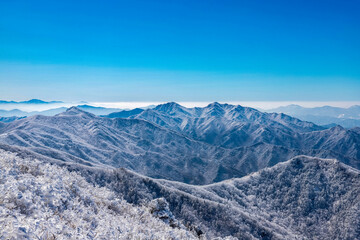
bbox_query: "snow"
[0,147,359,239]
[58,154,355,239]
[0,150,196,239]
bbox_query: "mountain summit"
[59,106,95,117]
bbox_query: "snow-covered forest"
[0,150,199,239]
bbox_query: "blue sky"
[0,0,359,102]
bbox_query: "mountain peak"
[287,104,303,109]
[331,125,345,132]
[206,102,236,110]
[206,102,223,108]
[77,104,105,109]
[203,102,227,117]
[154,102,184,112]
[25,99,47,104]
[59,106,95,117]
[155,102,181,108]
[66,106,84,113]
[22,99,63,104]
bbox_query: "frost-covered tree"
[0,150,197,239]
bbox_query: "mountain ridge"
[0,99,63,104]
[0,104,359,184]
[113,102,325,149]
[55,153,360,239]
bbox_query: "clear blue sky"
[0,0,359,102]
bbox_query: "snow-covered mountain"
[1,103,360,239]
[103,102,360,167]
[0,105,359,184]
[109,155,360,239]
[2,149,358,239]
[106,102,324,148]
[151,155,360,239]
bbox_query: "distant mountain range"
[0,103,359,185]
[265,104,360,128]
[0,99,63,104]
[4,101,360,129]
[0,104,122,117]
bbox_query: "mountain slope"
[0,107,244,184]
[1,137,359,238]
[0,150,196,239]
[108,102,324,148]
[105,108,144,118]
[104,102,360,168]
[0,106,359,184]
[76,155,360,239]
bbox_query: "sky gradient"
[0,0,359,102]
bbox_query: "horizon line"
[1,100,360,112]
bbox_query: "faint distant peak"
[23,99,48,104]
[286,104,304,108]
[270,104,304,111]
[349,105,360,110]
[77,104,105,109]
